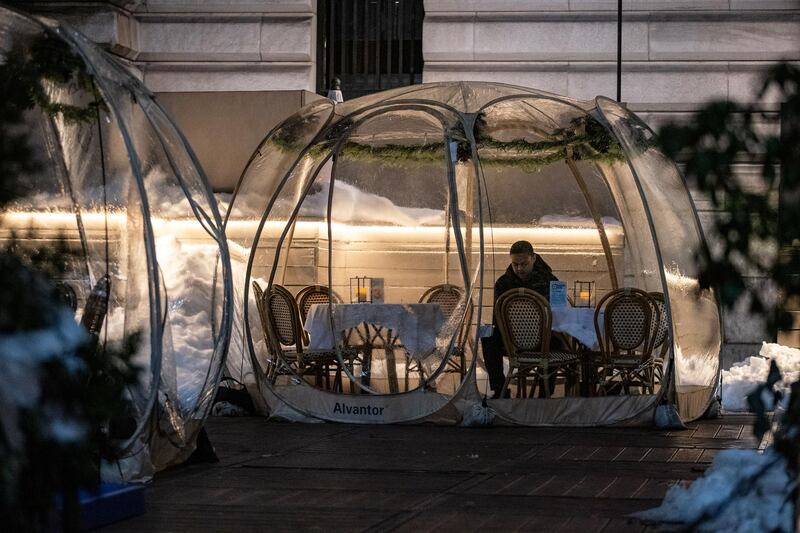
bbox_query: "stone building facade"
[13,0,800,364]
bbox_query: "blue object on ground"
[78,483,145,530]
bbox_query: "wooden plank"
[633,479,681,500]
[435,493,659,518]
[698,449,720,464]
[560,516,611,533]
[502,474,557,495]
[714,425,744,439]
[614,447,651,462]
[531,444,573,461]
[690,423,721,438]
[463,473,525,495]
[587,446,625,461]
[563,475,618,498]
[598,477,649,499]
[562,445,601,461]
[530,475,588,496]
[503,458,707,481]
[669,448,703,463]
[550,432,758,450]
[642,447,678,463]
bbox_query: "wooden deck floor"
[101,414,760,532]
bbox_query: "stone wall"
[422,0,800,365]
[17,0,317,92]
[156,90,323,190]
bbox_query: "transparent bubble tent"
[0,8,232,480]
[227,81,721,427]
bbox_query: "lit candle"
[357,286,367,302]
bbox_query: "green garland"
[279,113,630,170]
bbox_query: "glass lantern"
[572,280,595,308]
[350,276,373,303]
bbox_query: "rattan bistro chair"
[296,285,342,344]
[296,284,364,392]
[405,284,473,389]
[594,288,659,395]
[496,288,581,398]
[297,285,342,322]
[648,291,670,384]
[253,281,297,381]
[262,283,356,391]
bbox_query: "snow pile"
[635,448,794,532]
[99,236,221,418]
[156,235,219,415]
[294,180,445,226]
[722,342,800,411]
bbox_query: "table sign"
[549,280,568,308]
[371,278,384,303]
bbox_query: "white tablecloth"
[305,303,445,361]
[551,306,604,350]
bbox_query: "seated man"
[481,240,562,399]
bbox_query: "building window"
[317,0,424,100]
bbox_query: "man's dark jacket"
[493,255,558,308]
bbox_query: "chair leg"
[502,370,513,399]
[542,364,551,398]
[598,365,611,396]
[333,363,343,392]
[564,365,575,397]
[568,365,578,397]
[527,370,538,398]
[348,357,357,394]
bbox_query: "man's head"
[509,240,536,279]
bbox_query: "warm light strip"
[227,220,624,245]
[0,210,126,229]
[1,211,624,245]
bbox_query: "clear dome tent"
[0,7,233,480]
[224,81,720,426]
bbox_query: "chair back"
[252,280,267,328]
[420,283,473,349]
[266,284,303,353]
[420,284,462,318]
[496,288,552,355]
[595,288,656,358]
[80,275,111,352]
[648,292,670,355]
[297,285,341,322]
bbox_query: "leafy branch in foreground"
[0,20,137,533]
[658,62,800,528]
[658,63,800,331]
